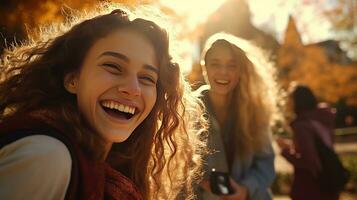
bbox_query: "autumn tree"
[277,16,357,106]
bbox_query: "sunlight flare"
[160,0,226,31]
[158,0,226,73]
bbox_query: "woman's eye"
[102,63,121,74]
[140,76,157,85]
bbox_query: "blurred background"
[0,0,356,199]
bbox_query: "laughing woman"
[197,33,280,200]
[0,5,206,200]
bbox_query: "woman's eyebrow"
[144,64,159,76]
[98,51,129,62]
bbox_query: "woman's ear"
[64,72,78,94]
[201,65,209,84]
[201,65,207,77]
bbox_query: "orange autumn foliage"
[277,17,357,106]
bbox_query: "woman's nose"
[218,66,229,75]
[117,77,141,97]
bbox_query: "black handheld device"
[209,168,234,195]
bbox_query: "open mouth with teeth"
[214,79,230,85]
[100,100,136,120]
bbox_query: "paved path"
[273,142,293,173]
[273,196,289,200]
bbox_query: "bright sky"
[158,0,336,72]
[158,0,226,72]
[159,0,226,31]
[248,0,334,44]
[160,0,335,43]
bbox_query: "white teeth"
[124,106,129,113]
[101,101,136,115]
[215,79,229,84]
[119,104,124,111]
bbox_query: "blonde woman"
[197,33,279,200]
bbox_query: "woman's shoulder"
[1,134,72,169]
[291,118,312,129]
[290,119,317,141]
[0,135,72,199]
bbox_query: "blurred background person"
[197,32,281,200]
[276,85,339,200]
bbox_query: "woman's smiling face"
[204,45,239,96]
[65,28,158,145]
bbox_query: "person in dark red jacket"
[0,5,207,200]
[276,85,339,200]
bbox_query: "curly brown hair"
[0,5,207,200]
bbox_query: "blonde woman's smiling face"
[65,28,158,145]
[204,45,239,96]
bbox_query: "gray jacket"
[198,90,275,200]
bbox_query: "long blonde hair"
[201,32,280,157]
[0,4,207,199]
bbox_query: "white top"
[0,135,72,200]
